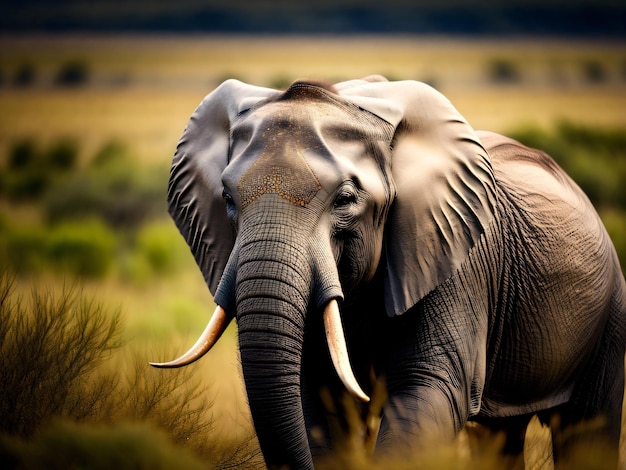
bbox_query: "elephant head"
[151,76,495,468]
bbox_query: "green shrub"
[7,138,40,170]
[2,221,116,278]
[134,221,187,275]
[44,157,168,229]
[2,228,48,275]
[0,276,123,437]
[13,63,36,87]
[54,60,90,87]
[0,420,208,470]
[45,137,80,171]
[0,275,233,465]
[509,122,626,210]
[120,221,188,284]
[46,220,116,278]
[557,121,626,155]
[600,210,626,271]
[91,140,130,168]
[487,58,521,84]
[269,75,294,90]
[2,137,80,202]
[2,168,49,202]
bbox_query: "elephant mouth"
[149,299,370,402]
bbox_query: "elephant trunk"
[159,196,368,468]
[235,227,313,469]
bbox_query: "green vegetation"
[0,136,173,280]
[0,274,257,468]
[488,58,521,84]
[509,121,626,269]
[510,121,626,209]
[1,421,207,470]
[2,220,116,278]
[43,149,167,229]
[2,136,79,202]
[54,60,90,87]
[0,277,123,438]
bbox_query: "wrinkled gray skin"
[154,76,626,469]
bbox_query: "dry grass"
[1,35,625,163]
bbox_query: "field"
[1,35,626,468]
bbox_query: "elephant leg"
[375,293,487,455]
[468,415,532,470]
[301,331,370,460]
[302,378,372,461]
[541,343,625,468]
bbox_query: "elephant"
[151,75,626,469]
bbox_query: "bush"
[7,138,40,170]
[0,276,123,437]
[46,220,117,278]
[1,221,116,278]
[13,63,36,87]
[508,121,626,210]
[0,275,235,465]
[582,60,608,84]
[54,60,90,87]
[2,228,48,275]
[91,140,129,168]
[509,122,626,271]
[269,75,294,90]
[600,210,626,271]
[134,221,188,276]
[487,58,521,84]
[2,137,79,202]
[43,154,168,229]
[0,420,208,470]
[118,221,193,284]
[45,137,79,171]
[2,167,49,202]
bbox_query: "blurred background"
[1,1,625,468]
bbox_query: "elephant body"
[152,76,626,468]
[480,131,624,421]
[374,130,626,452]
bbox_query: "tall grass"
[1,421,207,470]
[0,275,123,437]
[0,273,258,468]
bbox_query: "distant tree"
[13,63,36,87]
[8,138,39,170]
[45,137,79,171]
[582,60,608,84]
[488,58,521,84]
[55,60,90,87]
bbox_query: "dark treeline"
[3,0,626,37]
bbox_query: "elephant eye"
[333,188,357,208]
[222,190,237,219]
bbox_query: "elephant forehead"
[232,101,373,208]
[237,138,323,208]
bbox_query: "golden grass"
[1,35,625,163]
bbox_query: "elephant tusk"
[323,299,370,402]
[150,305,231,368]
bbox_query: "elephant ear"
[339,80,496,316]
[168,80,279,295]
